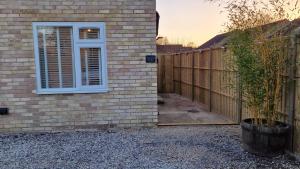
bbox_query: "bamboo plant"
[216,0,300,127]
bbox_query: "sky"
[156,0,228,46]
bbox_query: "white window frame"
[32,22,108,94]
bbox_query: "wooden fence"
[157,36,300,156]
[158,48,240,123]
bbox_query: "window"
[79,28,100,39]
[32,22,108,94]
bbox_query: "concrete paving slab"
[158,94,236,125]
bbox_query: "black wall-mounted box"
[146,55,156,63]
[0,108,9,115]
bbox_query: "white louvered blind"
[80,48,101,86]
[37,26,74,89]
[79,28,100,39]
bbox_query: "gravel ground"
[0,126,300,169]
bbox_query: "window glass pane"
[80,48,101,86]
[37,26,74,89]
[79,28,100,39]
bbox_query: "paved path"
[159,94,235,125]
[1,126,299,169]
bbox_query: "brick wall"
[0,0,158,132]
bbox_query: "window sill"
[36,88,109,95]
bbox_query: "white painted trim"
[70,28,76,88]
[42,29,49,88]
[32,24,42,93]
[32,22,108,94]
[73,25,82,89]
[32,22,106,27]
[36,88,109,95]
[56,28,63,88]
[101,24,108,89]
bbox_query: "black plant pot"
[241,118,290,157]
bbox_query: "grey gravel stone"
[0,126,299,169]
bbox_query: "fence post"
[172,54,175,93]
[209,48,213,112]
[192,52,195,101]
[161,54,165,93]
[170,54,174,93]
[287,29,300,152]
[179,53,182,95]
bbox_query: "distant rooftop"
[157,44,194,54]
[198,19,300,50]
